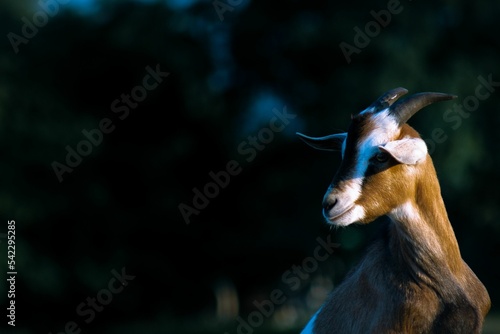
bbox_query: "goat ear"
[379,138,428,165]
[296,132,346,151]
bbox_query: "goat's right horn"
[389,92,457,126]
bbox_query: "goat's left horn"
[389,92,457,126]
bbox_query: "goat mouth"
[324,205,354,222]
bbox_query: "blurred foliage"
[0,0,500,332]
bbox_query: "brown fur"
[314,124,490,333]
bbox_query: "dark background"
[1,0,499,333]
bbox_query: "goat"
[297,88,490,334]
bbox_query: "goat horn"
[368,87,409,112]
[389,92,457,126]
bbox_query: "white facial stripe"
[370,108,400,136]
[355,109,399,177]
[340,109,400,204]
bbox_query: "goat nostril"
[323,198,338,212]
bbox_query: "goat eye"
[375,152,389,163]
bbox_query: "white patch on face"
[356,112,397,167]
[330,204,366,227]
[323,180,364,226]
[340,109,400,207]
